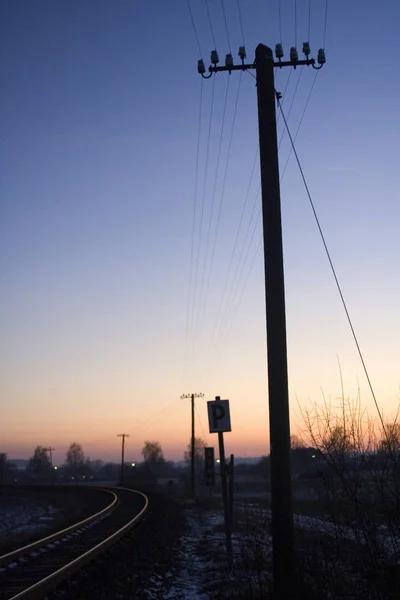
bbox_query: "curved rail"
[0,487,117,567]
[0,487,148,600]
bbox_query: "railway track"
[0,487,148,600]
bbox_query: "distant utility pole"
[117,434,129,486]
[0,453,6,487]
[197,43,325,598]
[46,446,55,467]
[46,447,55,484]
[181,393,204,497]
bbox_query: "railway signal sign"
[207,399,231,433]
[204,447,215,487]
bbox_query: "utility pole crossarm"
[198,43,325,78]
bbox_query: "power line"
[189,78,216,359]
[195,404,208,444]
[211,71,293,356]
[278,0,283,45]
[186,0,202,57]
[204,0,217,49]
[193,76,217,342]
[199,73,243,350]
[237,0,245,46]
[211,197,261,356]
[195,78,230,352]
[221,0,231,53]
[278,68,303,150]
[279,70,318,180]
[323,0,329,48]
[184,78,203,375]
[210,147,259,350]
[277,98,386,433]
[211,67,314,363]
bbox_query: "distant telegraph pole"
[197,42,325,598]
[181,393,204,498]
[46,446,55,467]
[117,434,129,486]
[46,447,55,484]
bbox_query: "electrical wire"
[237,0,246,46]
[189,78,216,358]
[221,0,232,53]
[186,0,202,57]
[277,98,386,433]
[195,404,208,444]
[210,148,259,349]
[204,0,217,49]
[278,0,283,45]
[278,68,303,150]
[211,70,314,361]
[211,197,261,354]
[199,73,243,348]
[323,0,329,47]
[279,70,318,180]
[195,78,230,349]
[211,234,263,379]
[184,78,203,375]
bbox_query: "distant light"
[312,454,316,459]
[216,459,221,464]
[54,466,58,470]
[82,475,86,479]
[131,462,136,467]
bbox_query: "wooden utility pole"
[46,447,55,484]
[181,392,204,498]
[117,434,129,486]
[197,42,325,598]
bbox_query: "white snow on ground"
[0,501,58,537]
[235,501,400,561]
[157,510,229,600]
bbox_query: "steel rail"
[0,487,148,600]
[0,487,117,567]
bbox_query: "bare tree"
[290,435,306,450]
[65,442,85,474]
[298,392,400,598]
[142,440,165,464]
[28,446,52,477]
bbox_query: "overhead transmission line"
[209,148,259,348]
[280,70,318,180]
[186,0,203,57]
[184,77,203,376]
[204,0,217,50]
[195,78,230,351]
[237,0,246,46]
[323,0,329,48]
[210,69,295,356]
[188,77,216,367]
[277,98,386,433]
[221,0,232,53]
[196,72,243,354]
[211,69,317,362]
[278,0,283,45]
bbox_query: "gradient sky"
[1,1,399,463]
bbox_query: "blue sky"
[1,1,399,462]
